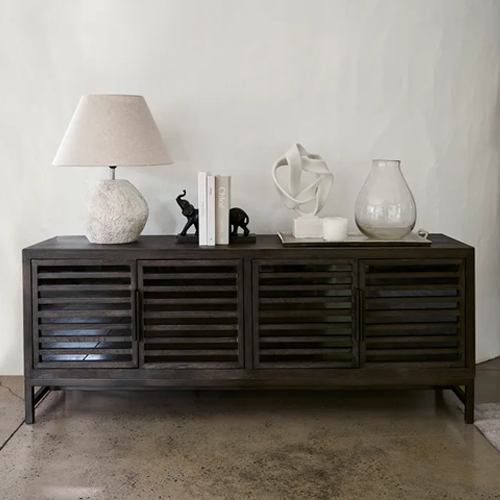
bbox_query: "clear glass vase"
[355,159,416,239]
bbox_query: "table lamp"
[53,94,172,244]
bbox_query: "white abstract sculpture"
[272,143,334,237]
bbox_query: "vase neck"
[372,159,401,170]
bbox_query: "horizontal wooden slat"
[146,349,238,356]
[258,361,352,368]
[262,318,352,327]
[35,259,130,267]
[366,336,459,345]
[144,298,237,305]
[363,361,462,369]
[259,272,352,279]
[366,310,460,319]
[144,285,237,292]
[143,331,236,339]
[260,335,352,343]
[258,259,352,267]
[36,361,136,369]
[37,272,130,279]
[260,329,352,337]
[260,324,352,332]
[146,339,236,345]
[38,310,131,318]
[38,297,131,305]
[40,348,132,355]
[259,309,351,318]
[367,348,459,356]
[367,296,459,305]
[40,336,131,343]
[144,273,237,280]
[142,259,238,267]
[260,284,351,291]
[366,318,458,326]
[366,323,458,333]
[366,284,459,291]
[363,259,462,267]
[367,272,460,279]
[260,348,352,355]
[142,362,241,369]
[144,324,237,332]
[39,323,131,331]
[143,311,237,319]
[38,285,131,291]
[366,317,457,326]
[260,297,351,304]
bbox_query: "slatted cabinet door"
[360,259,465,367]
[139,260,244,368]
[254,260,358,368]
[32,260,137,368]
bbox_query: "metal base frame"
[24,383,475,424]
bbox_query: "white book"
[197,171,209,245]
[215,175,231,245]
[207,175,216,246]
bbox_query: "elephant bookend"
[175,190,199,244]
[229,207,256,244]
[175,190,256,245]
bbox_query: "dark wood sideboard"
[22,234,475,424]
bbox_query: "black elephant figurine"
[229,207,250,236]
[176,190,198,236]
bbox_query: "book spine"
[207,175,216,246]
[197,172,208,245]
[215,175,230,245]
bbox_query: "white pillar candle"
[323,217,348,242]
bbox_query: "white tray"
[277,230,432,247]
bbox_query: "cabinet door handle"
[354,288,360,341]
[133,290,140,341]
[358,289,365,342]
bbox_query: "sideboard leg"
[24,385,50,425]
[434,388,444,407]
[464,382,475,424]
[451,382,475,424]
[24,383,35,425]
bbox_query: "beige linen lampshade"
[53,95,172,167]
[53,95,172,245]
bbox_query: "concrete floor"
[0,361,499,500]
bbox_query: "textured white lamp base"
[293,217,324,238]
[86,179,149,244]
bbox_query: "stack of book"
[198,172,231,246]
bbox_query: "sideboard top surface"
[24,233,473,254]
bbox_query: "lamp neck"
[109,166,117,180]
